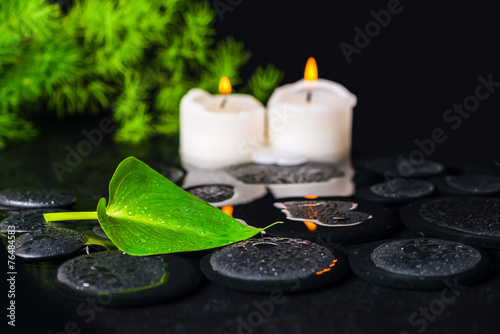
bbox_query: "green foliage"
[0,0,283,147]
[45,157,279,255]
[243,65,284,103]
[0,114,38,149]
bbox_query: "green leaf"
[45,156,278,255]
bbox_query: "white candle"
[180,78,265,169]
[267,59,357,164]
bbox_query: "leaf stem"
[44,211,98,222]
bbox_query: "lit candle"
[180,77,265,168]
[267,58,357,164]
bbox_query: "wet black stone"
[226,162,344,184]
[364,158,445,178]
[148,163,184,183]
[92,225,110,239]
[200,237,348,293]
[349,238,492,289]
[420,198,500,237]
[356,178,434,204]
[274,200,372,227]
[58,251,165,292]
[56,251,202,306]
[446,175,500,192]
[258,199,400,245]
[14,227,87,260]
[0,209,68,233]
[185,184,234,203]
[371,239,482,276]
[431,174,500,196]
[0,187,75,208]
[400,197,500,249]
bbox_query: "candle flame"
[304,57,318,82]
[219,76,232,94]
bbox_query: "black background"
[214,0,500,166]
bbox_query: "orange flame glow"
[304,57,318,82]
[316,259,338,275]
[304,195,318,199]
[221,205,234,217]
[219,76,232,94]
[303,221,317,232]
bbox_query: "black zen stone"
[92,225,110,239]
[352,165,382,189]
[225,162,344,184]
[0,187,75,208]
[200,237,348,293]
[185,184,235,203]
[364,158,445,178]
[56,251,202,306]
[148,163,184,183]
[400,197,500,249]
[262,199,399,245]
[349,238,491,289]
[356,178,434,204]
[431,174,500,196]
[0,209,67,233]
[14,228,87,260]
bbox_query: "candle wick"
[306,91,312,102]
[220,96,228,109]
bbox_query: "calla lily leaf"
[44,156,278,255]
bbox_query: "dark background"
[214,0,500,166]
[3,1,500,334]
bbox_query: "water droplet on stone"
[370,179,434,198]
[15,227,87,260]
[420,197,500,237]
[57,251,165,292]
[0,187,76,208]
[209,237,336,281]
[371,238,482,276]
[0,209,67,233]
